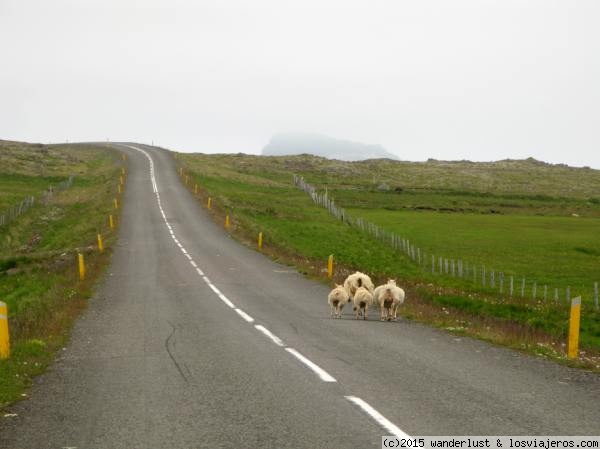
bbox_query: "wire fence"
[0,175,74,228]
[293,174,599,309]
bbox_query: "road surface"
[1,143,599,449]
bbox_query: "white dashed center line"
[285,348,337,382]
[234,308,254,323]
[345,396,410,438]
[254,325,285,347]
[122,144,409,438]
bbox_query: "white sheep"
[327,284,350,319]
[343,271,375,300]
[373,279,405,321]
[352,286,373,320]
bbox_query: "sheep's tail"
[357,278,362,287]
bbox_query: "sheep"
[373,279,406,321]
[327,284,350,319]
[343,271,375,300]
[352,286,373,320]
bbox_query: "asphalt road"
[1,144,599,449]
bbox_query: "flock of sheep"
[327,271,406,321]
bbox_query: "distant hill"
[262,133,397,161]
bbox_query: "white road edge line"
[345,396,410,438]
[285,348,336,382]
[254,325,285,347]
[234,308,254,323]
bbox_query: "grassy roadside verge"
[0,141,126,409]
[175,152,600,372]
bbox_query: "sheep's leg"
[380,307,385,321]
[392,304,398,321]
[364,305,368,320]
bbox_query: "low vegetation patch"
[0,140,124,409]
[176,152,600,370]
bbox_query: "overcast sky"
[1,0,599,167]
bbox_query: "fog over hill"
[262,133,398,161]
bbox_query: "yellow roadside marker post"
[120,175,124,185]
[327,254,334,279]
[118,184,122,194]
[180,167,183,176]
[185,175,189,185]
[225,215,230,229]
[97,234,104,252]
[258,232,263,250]
[109,214,115,230]
[113,198,119,209]
[78,253,85,281]
[567,296,581,359]
[121,167,126,176]
[0,301,9,359]
[122,154,126,161]
[207,197,212,209]
[194,184,198,195]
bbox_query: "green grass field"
[0,140,123,408]
[178,152,600,366]
[345,209,600,297]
